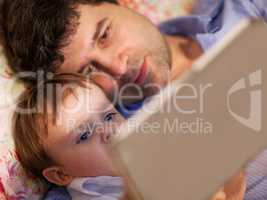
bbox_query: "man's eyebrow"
[77,17,109,73]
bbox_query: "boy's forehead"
[51,83,111,126]
[61,84,108,109]
[44,83,110,141]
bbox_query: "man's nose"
[95,51,129,78]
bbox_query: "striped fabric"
[67,176,124,200]
[245,149,267,200]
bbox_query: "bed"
[0,0,194,199]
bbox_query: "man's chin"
[117,94,144,105]
[117,87,161,105]
[143,87,161,99]
[143,77,168,97]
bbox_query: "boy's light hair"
[13,73,89,182]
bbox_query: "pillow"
[0,1,193,199]
[119,0,195,24]
[0,46,45,199]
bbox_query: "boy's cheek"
[61,147,118,177]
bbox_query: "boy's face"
[60,3,171,100]
[42,83,125,185]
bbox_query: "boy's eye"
[76,131,93,144]
[104,112,117,122]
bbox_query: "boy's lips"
[134,57,148,85]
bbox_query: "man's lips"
[134,57,148,85]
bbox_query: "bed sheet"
[0,1,193,199]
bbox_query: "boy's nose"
[101,130,111,143]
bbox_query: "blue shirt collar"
[158,0,224,36]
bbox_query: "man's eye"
[99,25,111,45]
[104,112,117,122]
[76,131,93,144]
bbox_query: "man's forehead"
[60,4,109,72]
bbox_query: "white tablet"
[111,20,267,200]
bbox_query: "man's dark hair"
[0,0,117,80]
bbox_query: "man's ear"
[42,166,74,186]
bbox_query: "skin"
[42,83,125,186]
[210,172,246,200]
[42,1,203,191]
[57,2,244,199]
[60,3,202,102]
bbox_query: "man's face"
[60,3,171,102]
